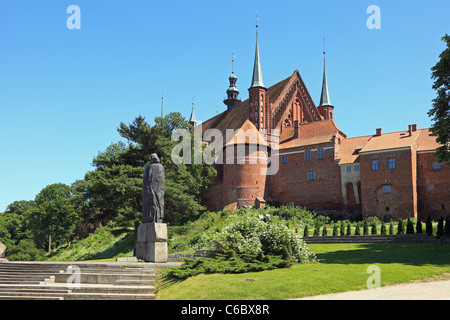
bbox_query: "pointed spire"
[319,52,332,107]
[189,98,197,126]
[250,14,265,89]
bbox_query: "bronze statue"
[142,153,165,223]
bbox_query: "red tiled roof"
[279,119,344,149]
[417,128,440,152]
[336,135,372,164]
[201,71,297,140]
[359,130,421,153]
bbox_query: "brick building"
[194,28,449,221]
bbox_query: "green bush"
[406,218,415,234]
[445,215,450,236]
[322,224,328,236]
[346,223,352,236]
[389,221,394,235]
[397,219,405,235]
[6,239,46,261]
[426,215,433,235]
[437,217,444,237]
[163,253,291,280]
[355,222,362,236]
[363,220,369,235]
[340,222,346,236]
[303,225,309,237]
[381,223,387,235]
[416,218,423,234]
[332,224,339,236]
[205,215,316,263]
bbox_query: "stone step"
[0,284,155,294]
[0,295,64,300]
[114,279,155,286]
[0,291,155,300]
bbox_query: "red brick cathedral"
[194,28,449,221]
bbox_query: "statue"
[136,153,167,262]
[142,153,165,223]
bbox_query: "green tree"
[363,220,369,235]
[389,221,394,235]
[5,239,46,261]
[406,218,415,234]
[397,219,405,235]
[27,183,79,251]
[426,215,433,235]
[416,218,423,234]
[381,223,387,235]
[445,215,450,236]
[428,34,450,164]
[346,223,352,236]
[437,216,445,237]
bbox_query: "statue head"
[150,153,160,164]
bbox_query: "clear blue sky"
[0,0,449,212]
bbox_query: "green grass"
[156,243,450,300]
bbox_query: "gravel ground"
[295,280,450,300]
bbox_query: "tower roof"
[250,29,265,89]
[189,105,197,126]
[319,55,332,107]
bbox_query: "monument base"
[135,223,168,263]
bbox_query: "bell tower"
[223,55,241,112]
[317,50,334,120]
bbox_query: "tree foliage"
[428,34,450,164]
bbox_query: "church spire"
[319,53,332,107]
[224,54,241,112]
[317,47,334,120]
[189,98,197,126]
[250,14,265,89]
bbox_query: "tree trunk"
[48,233,52,252]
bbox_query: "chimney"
[294,120,299,139]
[376,128,383,136]
[408,124,417,136]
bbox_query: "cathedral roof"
[201,71,296,141]
[279,119,345,149]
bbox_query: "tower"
[317,51,334,120]
[223,54,241,112]
[248,20,269,132]
[189,99,197,126]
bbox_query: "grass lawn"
[156,243,450,300]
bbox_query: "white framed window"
[383,185,391,193]
[318,148,324,159]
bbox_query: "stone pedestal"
[135,223,168,263]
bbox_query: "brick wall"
[417,151,450,220]
[360,148,416,220]
[270,142,343,211]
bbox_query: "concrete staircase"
[302,233,449,244]
[0,261,180,300]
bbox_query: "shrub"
[445,215,450,236]
[313,225,320,237]
[6,239,46,261]
[363,220,369,235]
[381,223,387,235]
[389,221,394,235]
[416,218,423,234]
[333,224,339,236]
[397,219,404,235]
[437,217,444,238]
[371,222,378,235]
[406,218,415,234]
[206,215,316,263]
[303,225,309,237]
[340,222,346,236]
[355,222,362,236]
[322,224,328,236]
[347,223,352,236]
[426,215,433,236]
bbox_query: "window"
[282,156,288,164]
[305,150,311,161]
[371,160,379,171]
[346,166,352,172]
[433,162,441,169]
[318,148,324,159]
[308,170,315,181]
[428,184,433,190]
[355,165,360,171]
[383,185,391,193]
[388,158,396,170]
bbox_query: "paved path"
[296,280,450,300]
